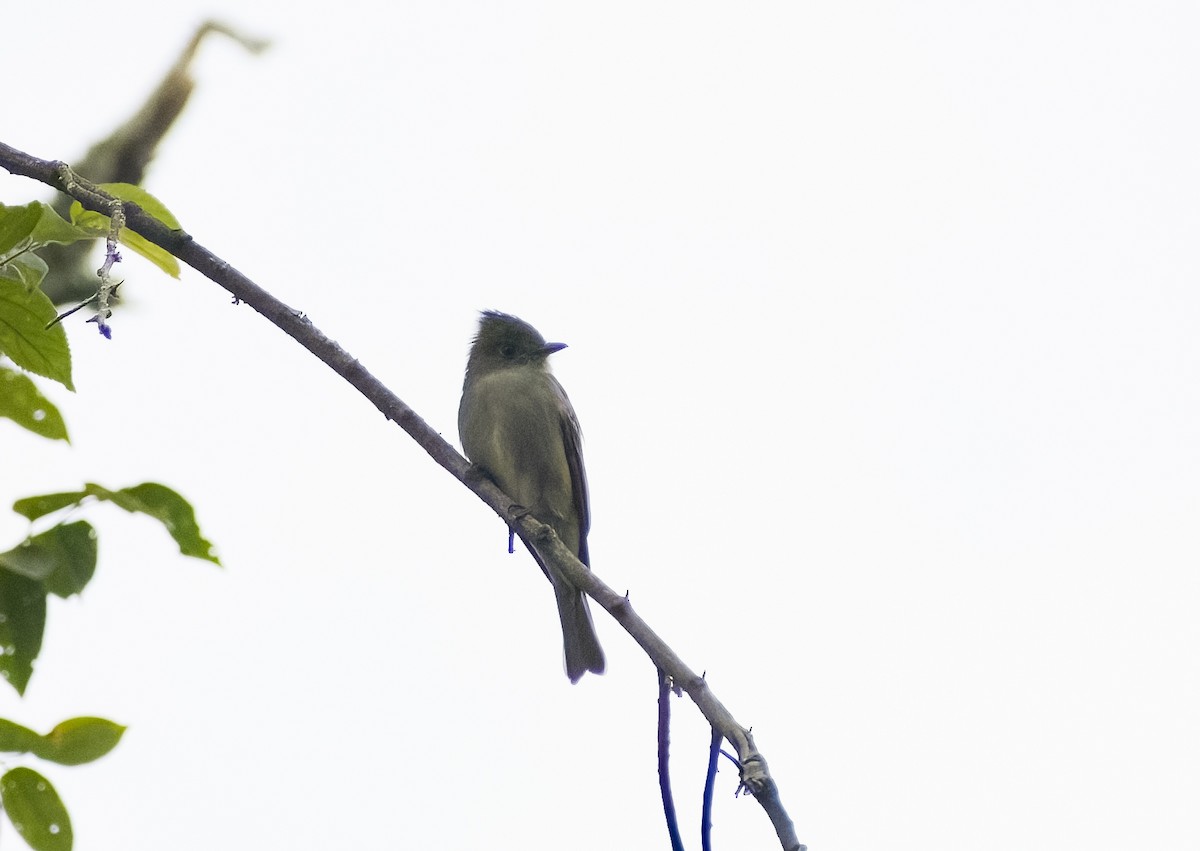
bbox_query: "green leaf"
[0,204,42,256]
[30,204,93,247]
[0,536,56,581]
[0,571,45,696]
[73,208,180,279]
[4,253,50,291]
[0,767,73,851]
[0,277,74,392]
[0,717,124,767]
[31,717,126,767]
[116,225,180,278]
[40,523,97,599]
[0,367,69,441]
[98,183,182,230]
[12,484,219,565]
[0,523,97,598]
[69,183,181,279]
[66,207,109,236]
[0,204,92,269]
[105,483,220,564]
[0,718,42,754]
[11,492,85,522]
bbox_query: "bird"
[458,310,606,682]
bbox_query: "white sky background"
[2,2,1198,849]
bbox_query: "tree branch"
[0,141,805,851]
[657,668,685,851]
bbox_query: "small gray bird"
[458,310,606,682]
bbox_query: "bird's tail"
[555,581,606,683]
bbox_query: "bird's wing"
[553,376,591,567]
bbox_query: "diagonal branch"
[0,140,805,851]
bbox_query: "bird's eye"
[499,343,517,359]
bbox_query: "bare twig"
[657,669,686,851]
[702,725,721,851]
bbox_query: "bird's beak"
[541,342,568,355]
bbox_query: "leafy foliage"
[0,203,43,254]
[0,193,213,851]
[0,481,218,698]
[0,202,92,391]
[0,767,73,851]
[14,482,220,564]
[1,521,98,597]
[0,276,73,391]
[0,569,45,695]
[0,367,68,440]
[0,717,126,767]
[68,183,182,278]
